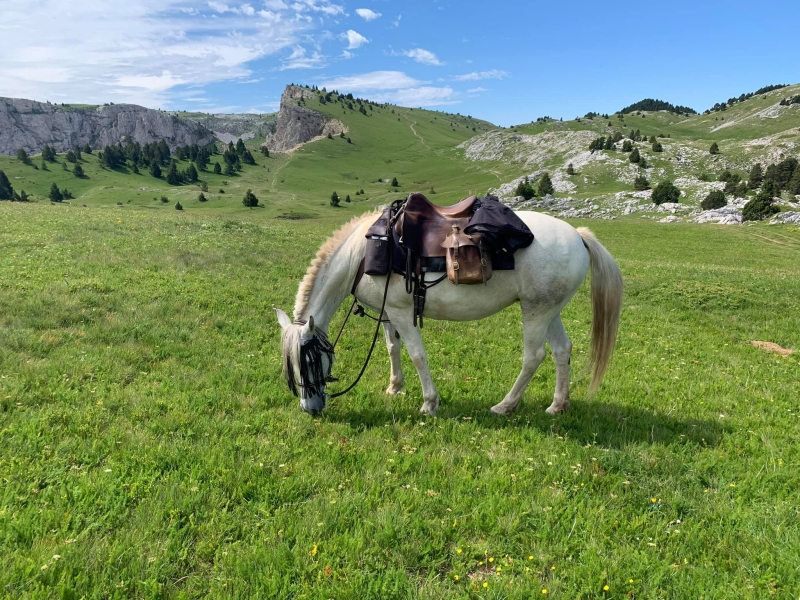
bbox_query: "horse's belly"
[420,271,520,321]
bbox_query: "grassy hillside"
[2,202,800,598]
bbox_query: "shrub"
[242,189,259,207]
[213,162,222,174]
[345,194,351,203]
[330,191,340,207]
[537,172,554,197]
[514,176,536,200]
[698,172,711,182]
[651,140,663,152]
[175,201,183,211]
[701,190,727,210]
[629,148,640,163]
[73,163,84,178]
[83,143,92,154]
[709,142,720,155]
[391,177,399,187]
[651,180,681,205]
[622,140,633,152]
[198,192,207,202]
[748,163,763,189]
[633,174,650,191]
[742,190,779,221]
[160,196,169,203]
[566,163,575,176]
[49,182,63,202]
[219,189,225,194]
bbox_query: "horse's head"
[276,309,335,415]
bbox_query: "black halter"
[285,324,336,398]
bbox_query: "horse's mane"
[294,210,380,320]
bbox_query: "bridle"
[285,325,336,398]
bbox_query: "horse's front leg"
[383,321,405,395]
[384,312,439,415]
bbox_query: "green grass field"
[2,201,800,598]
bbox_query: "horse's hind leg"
[491,307,550,416]
[545,314,572,415]
[383,321,405,395]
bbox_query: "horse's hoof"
[545,401,569,415]
[419,400,438,416]
[386,382,405,395]
[490,402,515,416]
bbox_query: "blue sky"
[1,0,798,125]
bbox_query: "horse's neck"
[295,230,364,332]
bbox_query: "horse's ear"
[276,308,292,330]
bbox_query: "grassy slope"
[2,203,800,598]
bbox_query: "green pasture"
[2,201,800,598]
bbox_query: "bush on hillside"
[391,177,399,187]
[629,148,641,163]
[748,163,763,189]
[651,140,663,152]
[17,149,30,164]
[709,142,720,155]
[537,172,554,197]
[701,190,727,210]
[566,163,575,176]
[49,182,63,202]
[651,180,681,205]
[213,162,222,174]
[330,191,340,207]
[633,174,650,191]
[622,140,633,152]
[73,163,84,178]
[742,190,779,221]
[514,176,536,200]
[198,192,207,202]
[243,189,259,207]
[175,201,183,211]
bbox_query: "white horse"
[277,210,623,416]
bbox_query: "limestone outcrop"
[266,85,346,153]
[0,98,216,155]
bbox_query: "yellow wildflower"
[488,557,494,563]
[604,584,610,591]
[457,548,462,554]
[311,544,318,556]
[542,590,548,595]
[483,582,488,588]
[454,575,460,581]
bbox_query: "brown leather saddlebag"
[441,224,492,285]
[364,208,392,275]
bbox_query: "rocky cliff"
[0,98,217,155]
[267,85,345,152]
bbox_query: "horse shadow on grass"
[325,394,728,450]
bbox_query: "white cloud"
[393,14,402,27]
[280,46,325,70]
[319,71,457,107]
[320,70,421,91]
[291,0,344,15]
[402,48,443,66]
[343,29,369,49]
[355,8,381,21]
[453,70,508,81]
[467,87,488,94]
[0,0,317,107]
[342,50,354,59]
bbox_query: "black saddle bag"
[364,208,392,275]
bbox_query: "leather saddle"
[398,193,478,258]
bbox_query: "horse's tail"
[577,227,623,394]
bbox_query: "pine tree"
[651,181,681,205]
[149,162,162,178]
[18,189,28,202]
[73,163,84,178]
[788,168,800,196]
[701,190,727,210]
[330,191,340,207]
[566,163,575,176]
[198,192,207,202]
[622,140,633,152]
[629,148,641,163]
[0,170,14,200]
[185,163,198,183]
[83,143,92,154]
[742,190,780,221]
[633,174,650,191]
[709,142,720,155]
[748,163,764,189]
[260,146,270,157]
[537,172,554,197]
[514,176,535,200]
[391,177,399,187]
[175,201,183,211]
[166,161,181,185]
[224,163,235,176]
[242,189,259,207]
[651,140,663,152]
[17,149,30,164]
[213,162,222,175]
[49,182,63,202]
[132,163,140,174]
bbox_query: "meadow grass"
[2,202,800,598]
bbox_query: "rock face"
[0,98,217,155]
[267,85,346,152]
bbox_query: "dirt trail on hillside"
[404,116,429,150]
